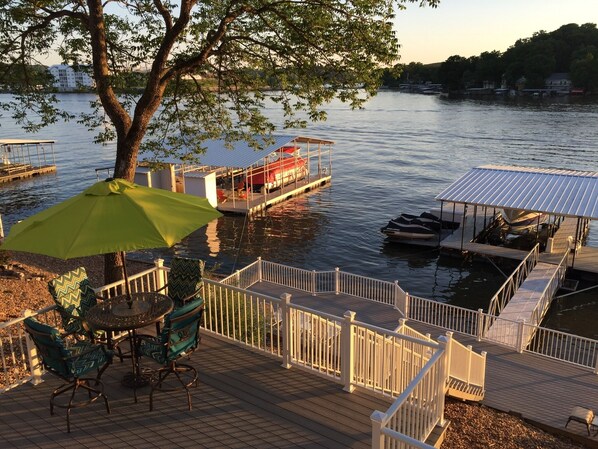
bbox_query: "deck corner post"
[516,319,527,353]
[341,310,356,393]
[154,258,166,291]
[280,293,293,369]
[444,332,453,378]
[370,410,385,449]
[395,282,407,317]
[23,309,44,385]
[257,257,263,282]
[476,308,484,341]
[335,267,340,295]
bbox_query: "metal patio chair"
[137,298,204,411]
[24,317,113,433]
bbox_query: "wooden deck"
[485,262,561,346]
[1,336,389,448]
[217,174,331,215]
[247,282,598,441]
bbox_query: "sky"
[394,0,598,64]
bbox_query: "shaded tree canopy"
[0,0,439,181]
[383,22,598,91]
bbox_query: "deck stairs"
[446,377,485,401]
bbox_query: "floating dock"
[217,174,331,215]
[0,139,56,183]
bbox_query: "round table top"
[86,292,173,332]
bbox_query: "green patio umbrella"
[1,178,222,296]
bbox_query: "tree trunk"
[104,252,125,291]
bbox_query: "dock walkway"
[247,281,598,441]
[485,262,562,347]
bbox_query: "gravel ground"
[0,252,590,448]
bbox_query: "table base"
[121,371,150,388]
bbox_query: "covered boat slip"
[437,165,598,347]
[435,165,598,272]
[0,139,57,183]
[137,135,333,215]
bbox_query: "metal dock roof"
[435,165,598,220]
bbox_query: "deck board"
[1,336,388,448]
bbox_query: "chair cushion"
[569,406,593,424]
[48,267,98,334]
[168,258,204,307]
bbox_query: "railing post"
[257,257,263,282]
[398,317,407,332]
[481,351,487,386]
[341,310,356,393]
[280,293,292,369]
[312,270,317,296]
[516,319,527,353]
[335,267,340,295]
[236,269,241,287]
[466,345,473,386]
[476,308,484,341]
[437,335,448,426]
[23,310,44,385]
[395,281,408,317]
[594,349,598,375]
[154,258,166,292]
[370,410,385,449]
[444,332,453,381]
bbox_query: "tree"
[438,55,474,91]
[0,0,438,280]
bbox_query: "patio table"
[86,292,173,399]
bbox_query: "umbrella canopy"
[1,178,223,259]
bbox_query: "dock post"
[280,293,292,369]
[341,310,356,392]
[335,267,340,295]
[257,257,262,282]
[311,270,316,296]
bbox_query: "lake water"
[1,92,597,337]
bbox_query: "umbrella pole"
[121,251,133,304]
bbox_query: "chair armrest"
[180,285,204,304]
[154,284,168,294]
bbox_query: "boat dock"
[217,174,331,215]
[0,139,57,183]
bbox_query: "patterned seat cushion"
[168,257,204,307]
[48,267,98,334]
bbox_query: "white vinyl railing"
[371,338,448,449]
[525,324,598,369]
[487,244,539,316]
[220,259,261,289]
[528,250,568,329]
[223,257,598,373]
[408,295,485,339]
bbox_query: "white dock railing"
[221,258,407,310]
[222,257,598,372]
[528,250,569,329]
[487,244,539,317]
[444,332,487,391]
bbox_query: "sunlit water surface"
[1,92,597,336]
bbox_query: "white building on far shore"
[48,64,94,91]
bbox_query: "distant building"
[545,73,571,93]
[48,64,94,92]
